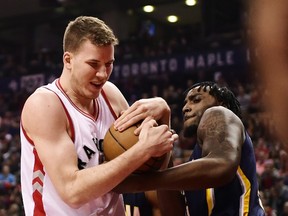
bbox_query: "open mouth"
[90,82,103,89]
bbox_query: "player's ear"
[63,52,72,69]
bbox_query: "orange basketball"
[103,123,167,174]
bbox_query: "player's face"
[182,86,218,137]
[66,40,115,99]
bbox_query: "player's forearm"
[60,142,151,207]
[114,156,237,194]
[158,158,237,190]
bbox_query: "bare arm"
[21,87,175,208]
[251,0,288,145]
[195,106,244,186]
[115,106,244,192]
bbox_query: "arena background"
[0,1,286,215]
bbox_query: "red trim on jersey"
[95,99,100,120]
[21,121,46,214]
[101,89,118,120]
[20,122,34,145]
[32,147,46,215]
[43,86,75,142]
[59,98,75,142]
[56,79,98,121]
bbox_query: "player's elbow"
[58,187,88,209]
[60,193,83,209]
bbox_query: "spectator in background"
[214,71,228,87]
[271,176,288,215]
[281,201,288,216]
[236,84,251,113]
[260,159,279,191]
[0,164,16,192]
[256,150,269,177]
[6,203,20,216]
[279,150,288,176]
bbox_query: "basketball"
[103,123,167,174]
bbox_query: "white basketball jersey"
[20,79,125,216]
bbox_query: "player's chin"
[88,85,102,97]
[183,118,194,127]
[85,90,100,99]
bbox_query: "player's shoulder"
[102,81,119,92]
[21,87,68,142]
[205,106,237,117]
[25,87,59,107]
[204,106,243,126]
[102,81,129,116]
[102,81,124,102]
[22,87,63,119]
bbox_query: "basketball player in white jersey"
[20,16,177,216]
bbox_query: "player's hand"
[138,119,178,157]
[114,97,170,132]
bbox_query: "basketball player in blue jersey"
[114,81,265,216]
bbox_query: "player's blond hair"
[63,16,119,52]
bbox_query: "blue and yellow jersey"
[185,132,265,216]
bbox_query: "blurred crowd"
[0,26,287,216]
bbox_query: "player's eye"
[192,97,201,103]
[105,62,113,68]
[88,62,99,68]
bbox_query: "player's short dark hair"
[184,81,242,119]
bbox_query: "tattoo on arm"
[198,110,232,155]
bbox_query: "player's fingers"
[172,133,179,142]
[142,119,158,130]
[170,129,176,134]
[115,113,146,132]
[114,107,146,131]
[133,117,154,135]
[115,106,137,123]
